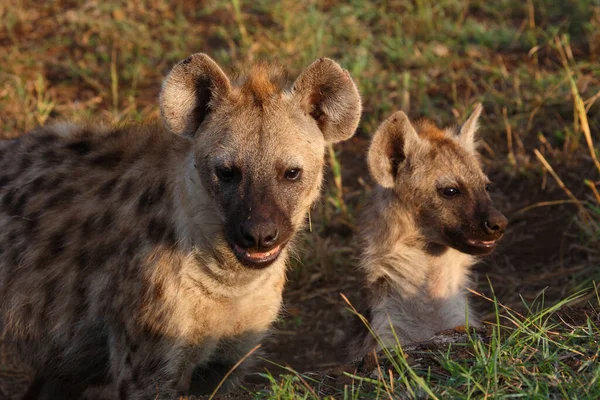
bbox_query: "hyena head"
[367,104,507,256]
[160,54,361,268]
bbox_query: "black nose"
[238,220,279,249]
[483,209,508,235]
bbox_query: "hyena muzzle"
[0,53,361,399]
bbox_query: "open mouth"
[466,239,497,249]
[232,244,282,267]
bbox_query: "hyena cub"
[355,104,507,355]
[0,53,361,399]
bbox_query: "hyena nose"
[483,210,508,235]
[239,220,279,249]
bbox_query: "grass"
[1,0,600,398]
[241,286,600,399]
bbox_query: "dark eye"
[216,166,235,182]
[485,183,491,192]
[441,187,460,198]
[284,168,302,181]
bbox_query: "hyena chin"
[352,104,507,357]
[0,53,361,399]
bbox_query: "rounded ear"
[292,58,362,144]
[456,102,483,153]
[367,111,426,188]
[160,53,231,136]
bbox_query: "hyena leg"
[188,360,235,395]
[188,334,263,395]
[109,330,185,400]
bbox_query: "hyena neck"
[362,187,477,323]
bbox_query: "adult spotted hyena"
[354,104,507,356]
[0,53,361,399]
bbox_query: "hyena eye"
[284,168,302,181]
[485,183,492,192]
[440,187,460,198]
[216,166,236,182]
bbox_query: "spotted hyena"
[0,53,362,399]
[353,104,507,356]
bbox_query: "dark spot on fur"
[42,149,62,167]
[98,177,119,197]
[91,246,110,267]
[18,157,32,174]
[9,249,21,266]
[165,227,177,247]
[136,182,166,215]
[66,140,92,156]
[0,175,11,188]
[91,241,117,266]
[48,174,66,188]
[153,282,165,301]
[24,210,41,235]
[2,188,16,210]
[2,188,28,217]
[30,176,46,192]
[45,187,78,209]
[181,56,192,64]
[123,259,140,282]
[129,338,139,354]
[76,248,90,269]
[98,210,114,231]
[123,238,139,259]
[50,232,67,256]
[424,242,449,256]
[119,179,135,201]
[35,134,58,145]
[90,151,123,169]
[12,191,29,216]
[147,218,168,244]
[81,215,96,237]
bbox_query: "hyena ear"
[160,53,231,136]
[456,103,483,153]
[293,58,362,144]
[368,111,427,188]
